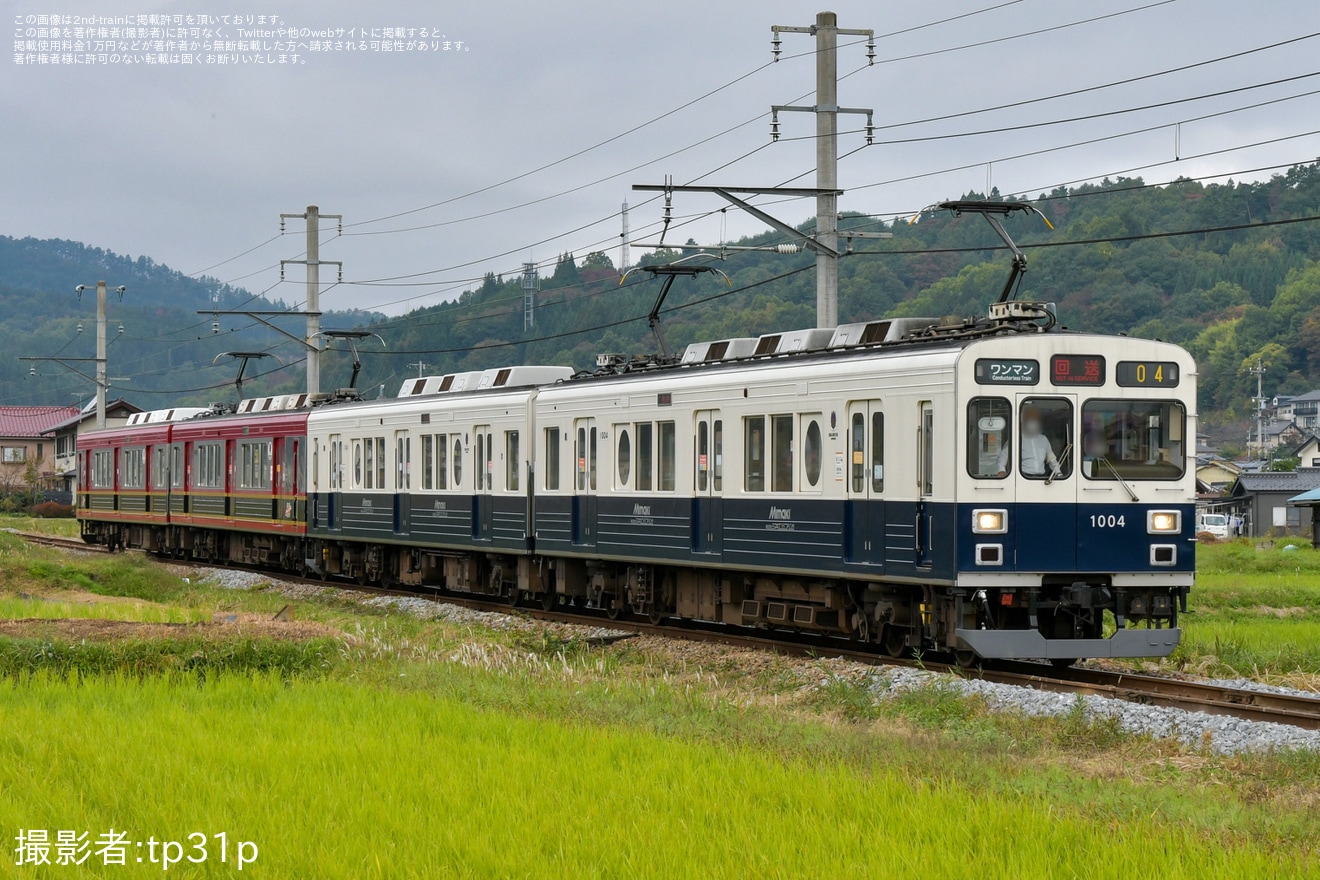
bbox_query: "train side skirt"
[954,626,1181,659]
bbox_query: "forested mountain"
[8,162,1320,451]
[0,236,378,407]
[364,163,1320,451]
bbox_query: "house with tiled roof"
[1227,469,1320,538]
[0,405,80,499]
[46,399,141,496]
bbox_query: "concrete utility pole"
[280,206,342,396]
[21,281,126,430]
[1248,357,1267,461]
[772,11,874,329]
[82,281,124,430]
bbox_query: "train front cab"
[952,341,1195,661]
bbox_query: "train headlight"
[1147,510,1181,534]
[972,509,1007,534]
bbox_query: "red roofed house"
[0,405,81,502]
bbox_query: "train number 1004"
[1089,515,1127,528]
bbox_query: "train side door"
[393,431,411,536]
[845,402,886,567]
[572,418,597,547]
[692,410,723,555]
[1013,393,1077,571]
[915,402,934,569]
[472,424,493,541]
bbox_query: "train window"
[171,444,184,489]
[1081,399,1186,480]
[636,423,653,491]
[363,439,374,489]
[544,428,560,491]
[1017,398,1073,480]
[576,427,587,491]
[967,398,1011,479]
[713,420,723,491]
[422,435,434,490]
[194,443,224,489]
[92,449,113,489]
[658,421,675,491]
[744,417,765,492]
[475,434,485,491]
[396,436,407,491]
[803,419,822,488]
[152,447,168,490]
[282,440,297,495]
[590,426,598,491]
[453,438,463,487]
[355,441,365,488]
[239,441,271,490]
[919,403,934,497]
[332,438,343,493]
[696,421,708,492]
[771,414,793,492]
[436,435,448,490]
[871,412,885,493]
[850,413,866,492]
[376,438,387,490]
[506,431,520,491]
[617,428,632,487]
[121,448,145,490]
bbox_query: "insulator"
[28,365,36,376]
[775,244,800,255]
[77,323,83,333]
[866,38,875,65]
[771,121,779,142]
[212,320,220,334]
[771,34,781,60]
[117,323,124,335]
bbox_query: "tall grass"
[0,673,1312,879]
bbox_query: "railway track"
[12,529,1320,732]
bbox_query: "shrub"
[29,501,74,518]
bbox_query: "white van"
[1197,513,1231,539]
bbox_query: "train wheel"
[953,649,980,670]
[647,607,666,626]
[506,587,521,608]
[882,625,907,658]
[605,599,622,620]
[540,591,557,611]
[1050,658,1077,669]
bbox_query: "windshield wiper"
[1098,455,1140,502]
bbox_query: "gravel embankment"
[863,666,1320,755]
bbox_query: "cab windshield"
[1080,399,1185,480]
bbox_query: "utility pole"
[82,281,124,429]
[407,360,430,378]
[280,206,342,396]
[1248,357,1267,461]
[772,11,874,328]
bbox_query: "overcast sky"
[5,0,1320,316]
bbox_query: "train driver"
[996,405,1061,478]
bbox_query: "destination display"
[1049,354,1106,386]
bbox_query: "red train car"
[78,405,309,569]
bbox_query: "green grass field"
[1157,540,1320,680]
[0,525,1317,877]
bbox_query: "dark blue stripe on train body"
[595,496,691,561]
[956,503,1195,573]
